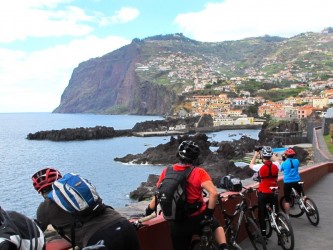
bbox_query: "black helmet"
[178,140,200,160]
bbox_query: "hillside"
[53,30,333,115]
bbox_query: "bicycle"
[279,181,320,226]
[218,187,267,250]
[190,187,266,250]
[256,187,294,250]
[189,218,219,250]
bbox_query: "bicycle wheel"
[251,205,272,239]
[276,212,295,250]
[265,216,273,238]
[280,195,304,217]
[245,217,267,250]
[224,227,241,250]
[304,197,320,226]
[190,238,219,250]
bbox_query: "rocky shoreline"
[26,115,261,141]
[26,116,312,219]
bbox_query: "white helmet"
[261,146,273,157]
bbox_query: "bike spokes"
[280,195,304,217]
[245,217,267,250]
[276,213,295,250]
[304,198,320,226]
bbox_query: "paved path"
[240,173,333,249]
[314,127,333,161]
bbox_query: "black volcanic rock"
[217,136,258,159]
[115,133,256,191]
[26,126,132,141]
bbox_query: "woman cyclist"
[280,148,304,217]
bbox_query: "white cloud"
[175,0,333,42]
[0,36,130,112]
[111,7,140,24]
[0,0,97,43]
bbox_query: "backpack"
[220,174,243,192]
[0,207,45,250]
[259,161,278,181]
[48,173,104,216]
[156,166,194,221]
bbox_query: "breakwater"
[26,124,262,141]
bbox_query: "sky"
[1,0,332,113]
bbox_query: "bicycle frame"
[264,187,284,234]
[266,200,282,235]
[219,192,253,249]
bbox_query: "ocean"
[0,113,259,218]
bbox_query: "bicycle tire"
[276,212,295,250]
[304,197,320,226]
[245,217,267,250]
[280,195,304,217]
[250,205,272,239]
[190,239,219,250]
[265,216,273,238]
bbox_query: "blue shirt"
[280,158,301,183]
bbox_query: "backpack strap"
[260,161,278,179]
[289,159,295,169]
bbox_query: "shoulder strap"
[289,159,295,169]
[185,165,195,179]
[260,161,278,179]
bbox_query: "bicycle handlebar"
[219,186,255,201]
[131,213,157,229]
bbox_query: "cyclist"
[249,146,280,240]
[31,167,141,250]
[145,140,228,250]
[280,148,304,217]
[0,206,45,249]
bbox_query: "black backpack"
[156,166,194,221]
[220,174,243,192]
[0,207,45,250]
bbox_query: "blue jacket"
[280,158,301,183]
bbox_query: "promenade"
[240,173,333,249]
[241,127,333,249]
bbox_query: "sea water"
[0,113,259,218]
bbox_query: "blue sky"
[1,0,332,113]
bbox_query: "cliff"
[53,39,180,115]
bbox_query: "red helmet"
[284,148,296,156]
[32,168,62,193]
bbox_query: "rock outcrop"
[116,133,257,201]
[26,126,131,141]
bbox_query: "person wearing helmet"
[250,146,280,240]
[145,140,228,250]
[32,167,141,250]
[280,148,304,217]
[0,207,45,250]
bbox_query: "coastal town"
[134,32,333,125]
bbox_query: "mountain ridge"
[54,29,333,115]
